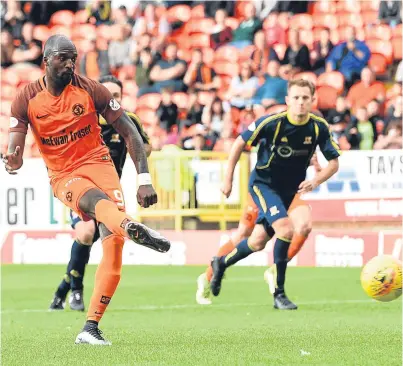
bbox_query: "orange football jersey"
[9,74,123,179]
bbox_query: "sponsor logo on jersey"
[72,103,85,116]
[109,99,121,111]
[9,117,18,128]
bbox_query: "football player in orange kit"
[2,35,170,346]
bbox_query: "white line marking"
[1,299,376,314]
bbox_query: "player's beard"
[58,71,73,86]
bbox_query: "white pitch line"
[1,299,377,314]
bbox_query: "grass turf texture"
[2,265,401,366]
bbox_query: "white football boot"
[75,323,112,346]
[264,265,277,295]
[196,273,212,305]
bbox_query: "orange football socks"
[206,239,236,281]
[287,233,308,261]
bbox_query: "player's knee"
[296,221,312,237]
[274,220,294,241]
[78,188,110,216]
[76,223,96,245]
[248,232,267,251]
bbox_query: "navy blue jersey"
[241,111,340,192]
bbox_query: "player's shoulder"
[72,73,103,91]
[309,113,330,128]
[255,111,287,127]
[14,78,43,102]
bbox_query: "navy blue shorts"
[70,210,100,243]
[249,183,295,234]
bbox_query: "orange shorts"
[52,159,125,220]
[240,192,307,229]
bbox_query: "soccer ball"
[361,255,402,302]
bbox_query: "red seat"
[362,10,378,25]
[213,61,239,77]
[1,84,17,100]
[50,10,74,26]
[312,14,338,29]
[337,13,363,28]
[171,92,189,109]
[72,24,97,40]
[368,54,388,75]
[290,14,313,30]
[167,5,191,23]
[136,94,162,110]
[1,69,20,86]
[50,25,72,38]
[365,24,392,41]
[392,38,402,60]
[188,34,210,49]
[367,39,393,64]
[293,72,317,86]
[33,25,50,42]
[135,108,158,125]
[316,86,338,110]
[214,45,239,62]
[74,9,89,24]
[312,1,336,14]
[186,18,215,35]
[190,4,205,19]
[317,71,345,94]
[392,24,402,39]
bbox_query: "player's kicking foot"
[49,295,65,310]
[196,273,212,305]
[264,265,277,295]
[273,292,298,310]
[69,290,85,311]
[126,221,171,253]
[210,257,226,296]
[75,322,111,346]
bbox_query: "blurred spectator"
[135,48,154,90]
[112,5,135,26]
[185,92,205,126]
[252,60,287,107]
[250,30,279,77]
[11,22,42,67]
[213,126,235,152]
[280,28,311,77]
[238,107,256,133]
[108,24,132,71]
[272,1,309,15]
[87,0,112,26]
[230,3,262,49]
[132,3,170,51]
[374,120,402,149]
[184,49,220,92]
[384,95,403,129]
[1,28,15,67]
[327,96,351,140]
[395,61,402,82]
[346,67,386,111]
[264,12,287,46]
[311,28,333,75]
[3,0,25,41]
[326,26,371,87]
[79,37,110,79]
[149,42,187,93]
[204,1,234,18]
[378,1,402,26]
[209,9,233,50]
[367,99,385,135]
[131,33,161,65]
[345,107,376,150]
[202,97,230,136]
[156,88,179,132]
[254,0,277,19]
[226,62,259,109]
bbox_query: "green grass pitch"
[2,265,402,365]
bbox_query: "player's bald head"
[43,34,76,58]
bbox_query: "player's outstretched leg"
[79,189,170,253]
[75,224,122,346]
[210,224,271,297]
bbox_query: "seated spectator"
[384,95,403,129]
[311,28,333,75]
[379,1,402,27]
[209,9,233,50]
[326,26,371,87]
[226,62,259,109]
[132,3,170,51]
[326,96,351,140]
[252,60,287,107]
[108,24,132,71]
[10,22,41,67]
[255,0,277,20]
[344,107,376,150]
[204,1,234,18]
[3,0,25,41]
[1,28,15,68]
[213,126,235,152]
[149,42,187,93]
[135,48,154,91]
[374,120,402,149]
[230,3,262,49]
[367,99,385,134]
[264,12,287,46]
[79,36,110,79]
[185,92,205,126]
[280,28,311,77]
[250,30,279,77]
[87,0,111,26]
[112,5,135,26]
[131,33,161,65]
[238,107,256,133]
[184,49,220,92]
[156,88,179,132]
[202,97,230,136]
[182,123,217,151]
[346,67,386,111]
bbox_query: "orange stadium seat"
[121,95,136,112]
[225,17,240,30]
[266,104,287,115]
[135,108,159,125]
[190,4,205,19]
[312,0,336,14]
[392,24,402,39]
[177,48,192,62]
[97,25,112,40]
[332,27,365,44]
[235,1,252,19]
[277,12,290,30]
[361,10,379,25]
[365,24,392,41]
[392,38,402,60]
[186,18,215,35]
[317,71,345,94]
[1,100,12,116]
[338,1,361,13]
[72,24,97,40]
[213,61,239,77]
[74,9,90,24]
[167,5,191,23]
[239,45,256,61]
[293,72,317,85]
[136,93,162,110]
[118,65,136,81]
[198,91,215,106]
[188,34,210,49]
[50,25,72,38]
[253,104,266,118]
[50,10,74,26]
[171,92,189,109]
[33,25,50,42]
[361,0,380,11]
[1,69,19,86]
[337,13,364,28]
[202,47,214,66]
[1,84,17,100]
[368,53,388,75]
[214,45,239,62]
[367,39,393,64]
[123,81,138,97]
[290,14,313,30]
[312,14,338,30]
[316,86,338,109]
